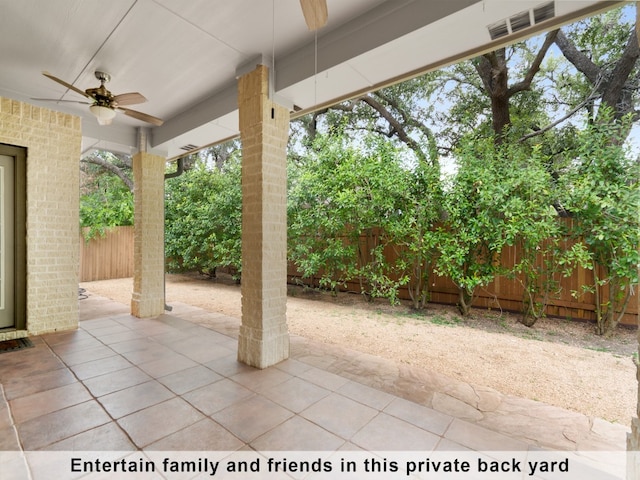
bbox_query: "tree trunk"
[555,25,640,138]
[475,50,511,142]
[491,94,511,142]
[475,31,558,142]
[457,287,474,316]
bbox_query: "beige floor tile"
[337,381,395,410]
[138,352,198,378]
[118,397,204,448]
[2,368,76,401]
[230,367,293,394]
[351,412,440,451]
[252,416,345,451]
[444,418,529,451]
[261,376,330,413]
[384,396,453,436]
[158,365,223,395]
[10,382,91,424]
[46,422,136,451]
[301,393,378,440]
[297,366,350,391]
[83,366,152,397]
[147,418,244,451]
[17,400,111,450]
[98,380,175,418]
[69,355,133,381]
[212,395,294,443]
[55,345,117,366]
[183,378,254,416]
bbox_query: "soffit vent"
[180,144,199,151]
[488,1,555,40]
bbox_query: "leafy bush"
[558,116,640,335]
[288,134,434,302]
[80,174,133,241]
[435,137,562,316]
[165,156,242,278]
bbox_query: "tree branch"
[601,28,640,114]
[508,30,559,96]
[518,91,600,142]
[373,91,436,143]
[474,56,495,95]
[441,75,485,94]
[374,91,440,163]
[554,30,601,86]
[359,94,428,162]
[81,155,134,192]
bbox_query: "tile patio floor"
[0,291,630,479]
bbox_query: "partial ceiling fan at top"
[300,0,328,30]
[35,71,164,126]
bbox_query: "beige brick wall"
[0,97,81,339]
[131,151,166,318]
[630,349,640,477]
[629,418,639,479]
[237,65,290,368]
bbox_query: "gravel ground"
[81,273,637,425]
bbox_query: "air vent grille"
[534,2,555,24]
[488,1,555,40]
[180,144,199,151]
[510,11,531,33]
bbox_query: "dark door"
[0,145,26,330]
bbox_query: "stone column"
[629,325,640,478]
[131,151,166,318]
[237,64,290,368]
[630,6,640,478]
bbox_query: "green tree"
[553,5,639,133]
[288,133,437,303]
[558,116,639,335]
[164,153,242,278]
[80,156,134,241]
[472,31,559,142]
[296,76,441,168]
[82,151,133,192]
[436,137,560,317]
[386,158,442,309]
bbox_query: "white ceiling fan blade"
[299,0,328,30]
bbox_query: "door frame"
[0,144,26,331]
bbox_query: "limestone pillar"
[237,64,290,368]
[629,319,640,478]
[131,151,166,318]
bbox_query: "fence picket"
[79,225,637,326]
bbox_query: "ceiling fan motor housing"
[87,71,115,107]
[95,71,111,83]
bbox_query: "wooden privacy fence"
[79,226,134,282]
[80,226,637,326]
[287,226,638,327]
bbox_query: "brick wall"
[131,152,166,317]
[0,97,81,339]
[237,65,290,368]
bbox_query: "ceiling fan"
[299,0,328,30]
[36,71,164,126]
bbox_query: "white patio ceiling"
[0,0,621,160]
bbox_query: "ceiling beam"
[151,0,479,149]
[151,81,238,147]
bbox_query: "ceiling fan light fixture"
[89,104,116,125]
